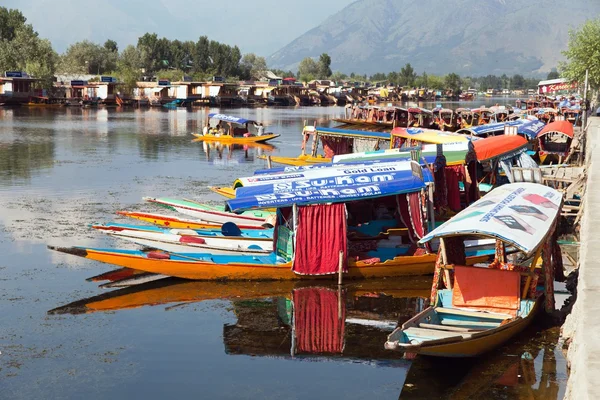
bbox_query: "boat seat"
[436,307,512,320]
[404,327,471,340]
[418,323,483,333]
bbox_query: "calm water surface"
[0,104,567,399]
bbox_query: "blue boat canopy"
[208,113,255,125]
[419,183,562,257]
[315,126,391,140]
[457,119,546,139]
[227,161,431,211]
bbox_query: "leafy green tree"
[399,63,417,87]
[560,18,600,88]
[0,7,26,41]
[59,40,117,74]
[104,39,118,53]
[427,75,445,90]
[370,72,387,82]
[317,53,332,79]
[330,71,348,83]
[414,72,429,88]
[510,74,525,89]
[298,57,319,82]
[0,7,57,90]
[240,53,267,80]
[547,69,560,80]
[444,73,462,94]
[387,71,399,85]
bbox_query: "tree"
[370,72,387,82]
[399,63,417,87]
[104,39,118,53]
[547,69,560,80]
[414,72,429,88]
[298,57,319,82]
[0,7,26,41]
[444,73,462,94]
[510,74,526,89]
[427,75,445,90]
[560,18,600,88]
[317,53,332,79]
[240,53,267,80]
[59,40,117,74]
[0,7,57,90]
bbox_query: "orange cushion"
[452,265,521,316]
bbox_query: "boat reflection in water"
[49,273,429,366]
[194,138,275,165]
[399,326,565,399]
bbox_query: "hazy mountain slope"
[269,0,600,75]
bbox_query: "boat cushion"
[452,265,521,316]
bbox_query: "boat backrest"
[451,265,521,316]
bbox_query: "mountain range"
[268,0,600,76]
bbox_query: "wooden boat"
[50,161,499,281]
[433,108,458,131]
[192,132,279,144]
[537,120,574,164]
[209,186,236,199]
[193,113,280,144]
[116,211,268,230]
[385,182,563,357]
[92,222,273,255]
[261,125,390,167]
[143,197,274,227]
[408,107,434,128]
[334,105,409,128]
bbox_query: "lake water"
[0,104,567,399]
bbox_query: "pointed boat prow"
[47,246,89,258]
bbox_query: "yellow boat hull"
[259,154,331,166]
[58,247,491,281]
[192,133,279,144]
[209,186,236,199]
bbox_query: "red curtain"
[397,192,426,243]
[445,165,466,212]
[321,137,351,158]
[293,203,347,275]
[293,287,345,354]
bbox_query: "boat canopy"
[391,127,471,144]
[538,120,574,139]
[418,183,562,257]
[314,126,391,140]
[208,113,255,125]
[472,135,528,162]
[457,119,545,139]
[227,161,432,211]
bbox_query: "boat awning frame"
[418,183,563,257]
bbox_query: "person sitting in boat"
[254,122,265,136]
[215,123,224,137]
[202,123,209,136]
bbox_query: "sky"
[5,0,356,56]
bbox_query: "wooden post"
[440,239,452,290]
[266,155,272,169]
[583,69,589,131]
[338,250,344,285]
[522,248,542,299]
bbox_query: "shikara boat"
[334,105,409,128]
[116,211,269,230]
[192,113,280,144]
[143,197,274,227]
[537,120,574,164]
[408,107,434,128]
[433,108,458,131]
[457,119,546,140]
[261,125,390,167]
[92,222,273,255]
[385,183,563,357]
[50,161,499,281]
